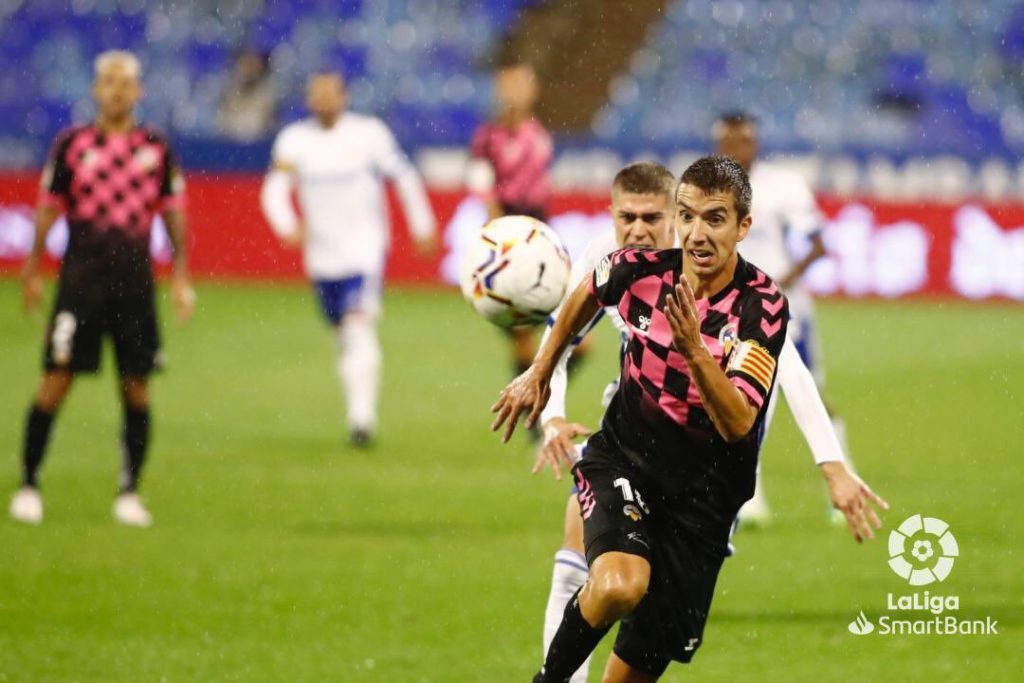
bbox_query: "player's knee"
[36,371,73,411]
[121,378,149,409]
[589,556,650,617]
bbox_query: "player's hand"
[490,365,550,443]
[281,222,305,250]
[171,274,196,324]
[414,234,439,257]
[21,263,44,317]
[665,273,704,359]
[534,417,591,480]
[820,461,889,543]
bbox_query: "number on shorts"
[613,477,649,514]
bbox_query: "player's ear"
[736,213,752,242]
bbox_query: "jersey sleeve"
[158,142,186,212]
[469,124,491,160]
[726,278,789,410]
[781,173,824,238]
[589,247,672,308]
[38,129,74,209]
[270,125,300,168]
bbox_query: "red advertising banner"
[1,173,1022,300]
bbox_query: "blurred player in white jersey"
[535,162,885,683]
[261,72,437,447]
[714,111,851,524]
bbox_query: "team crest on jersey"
[718,322,738,357]
[133,145,160,171]
[623,504,643,522]
[595,255,611,287]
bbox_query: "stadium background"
[1,1,1021,681]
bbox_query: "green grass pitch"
[0,279,1021,681]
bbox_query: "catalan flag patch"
[727,340,777,392]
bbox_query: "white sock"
[336,315,381,431]
[544,549,591,683]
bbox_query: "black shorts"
[43,261,162,377]
[572,439,726,676]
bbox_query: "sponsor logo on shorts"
[623,504,642,522]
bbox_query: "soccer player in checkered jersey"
[260,72,437,447]
[494,156,886,681]
[714,111,854,526]
[534,162,887,683]
[466,62,559,395]
[10,51,194,527]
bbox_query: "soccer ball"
[460,215,571,328]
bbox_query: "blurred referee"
[10,51,194,527]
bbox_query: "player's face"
[676,184,752,279]
[715,123,758,171]
[307,75,346,125]
[495,66,538,117]
[610,191,674,250]
[93,62,141,120]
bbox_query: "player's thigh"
[613,526,725,672]
[561,493,585,555]
[43,275,104,374]
[109,285,162,378]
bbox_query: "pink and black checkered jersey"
[39,124,184,267]
[470,118,552,218]
[587,247,789,538]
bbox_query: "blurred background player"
[535,162,886,683]
[466,62,560,393]
[10,50,194,527]
[260,71,437,448]
[216,47,278,143]
[714,111,852,526]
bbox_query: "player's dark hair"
[716,111,758,127]
[679,155,753,219]
[612,162,676,201]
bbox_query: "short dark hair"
[612,162,676,201]
[716,111,757,127]
[679,155,753,218]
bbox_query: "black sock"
[22,405,56,489]
[538,590,611,682]
[120,406,150,493]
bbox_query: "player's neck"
[684,253,738,299]
[500,110,532,128]
[96,114,135,134]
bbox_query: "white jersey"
[270,114,436,279]
[541,230,844,464]
[740,161,824,322]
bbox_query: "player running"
[714,111,852,525]
[537,163,887,682]
[10,51,194,527]
[466,62,557,387]
[260,71,437,447]
[493,157,886,681]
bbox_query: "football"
[460,215,571,328]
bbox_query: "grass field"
[0,279,1021,682]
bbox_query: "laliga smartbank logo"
[847,514,998,637]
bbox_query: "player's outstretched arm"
[490,277,600,446]
[665,276,758,442]
[820,461,889,543]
